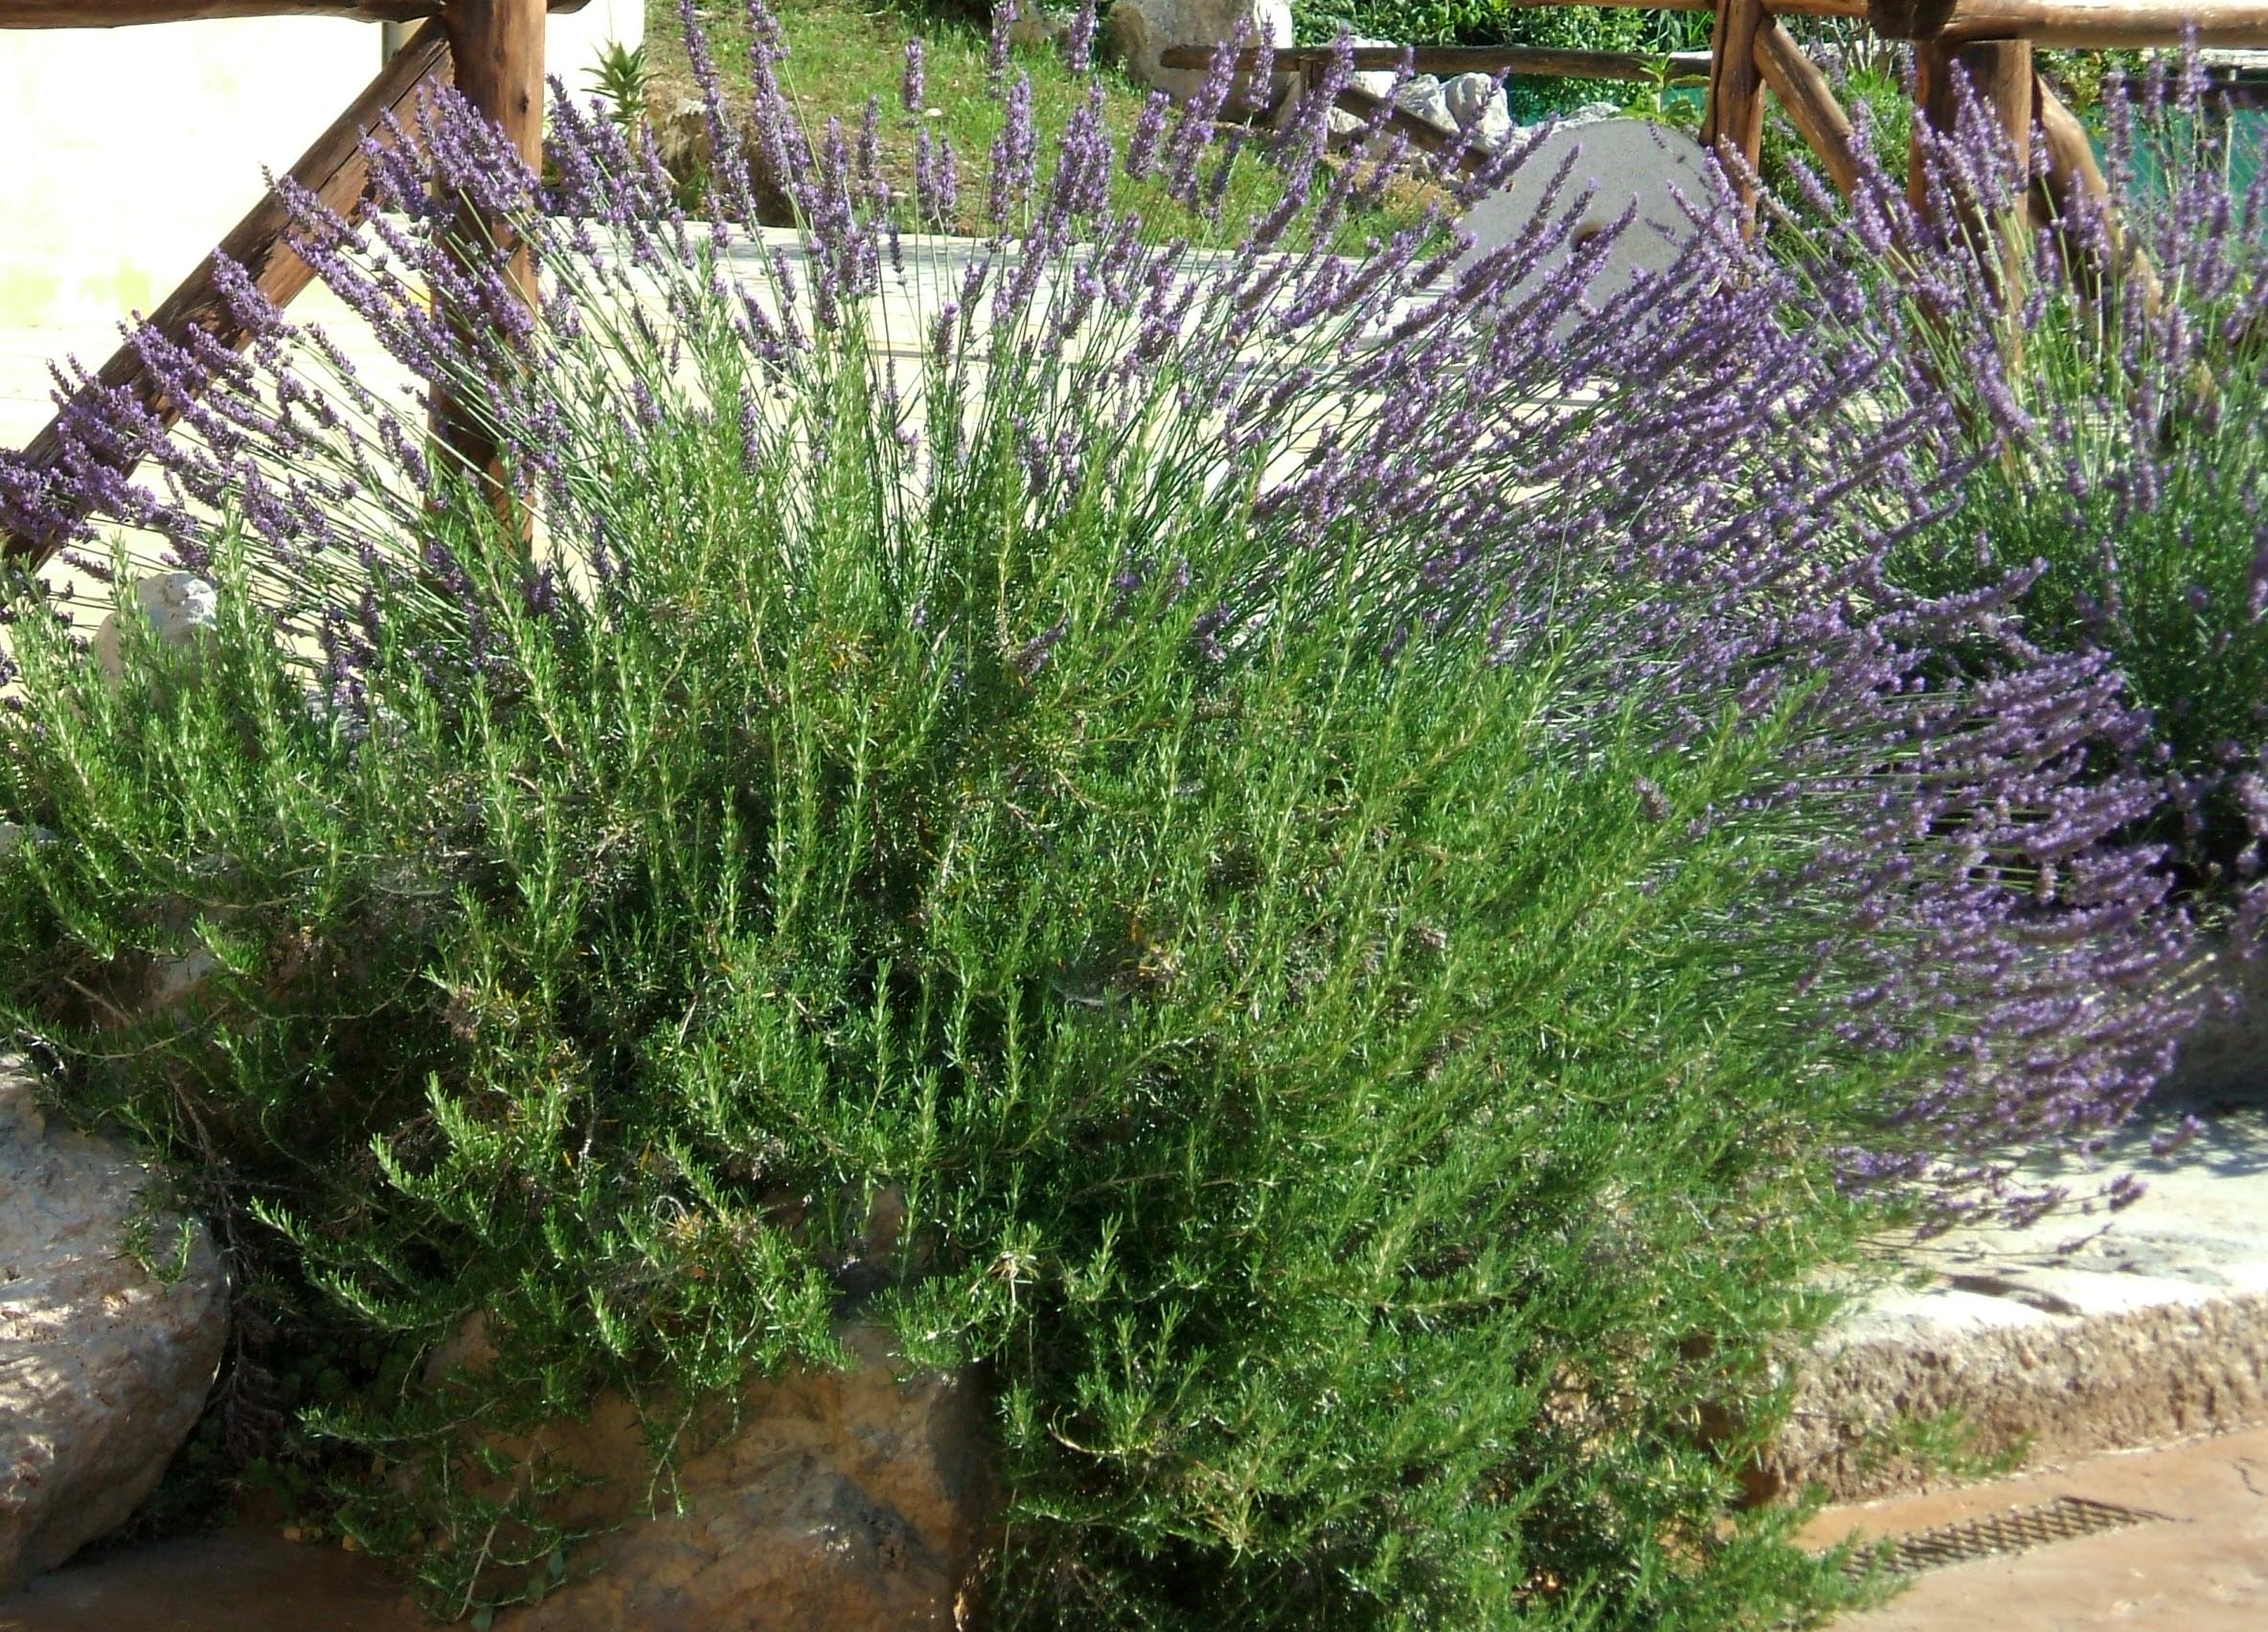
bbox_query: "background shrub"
[1772,60,2268,948]
[1290,1,1712,120]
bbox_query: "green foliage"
[584,40,655,134]
[646,0,1423,244]
[1290,2,1712,120]
[0,293,1911,1627]
[1771,99,2268,924]
[1851,1407,2030,1488]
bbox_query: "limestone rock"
[1766,1086,2268,1500]
[2163,940,2268,1102]
[0,824,56,861]
[1107,0,1292,106]
[90,573,218,689]
[1346,34,1401,102]
[0,1055,229,1594]
[479,1324,994,1632]
[1394,75,1453,134]
[1441,72,1512,149]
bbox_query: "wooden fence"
[5,1,2265,568]
[1165,0,2268,224]
[0,1,582,564]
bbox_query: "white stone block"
[1107,0,1293,106]
[1454,118,1717,334]
[90,573,218,688]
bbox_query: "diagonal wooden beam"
[1330,80,1492,173]
[1753,16,1862,200]
[2034,74,2161,316]
[3,20,455,564]
[429,0,546,530]
[0,1,584,25]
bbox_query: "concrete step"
[1811,1424,2268,1630]
[1767,958,2268,1501]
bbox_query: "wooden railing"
[1,0,586,564]
[9,1,2264,568]
[1167,0,2268,222]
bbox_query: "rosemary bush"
[0,14,2190,1628]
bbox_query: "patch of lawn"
[643,0,1433,245]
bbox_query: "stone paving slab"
[0,1528,420,1632]
[1769,957,2268,1500]
[1810,1424,2268,1631]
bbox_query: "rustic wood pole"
[431,0,544,528]
[2034,73,2162,315]
[1909,38,2034,288]
[1753,17,1863,200]
[1701,0,1770,220]
[2,22,454,567]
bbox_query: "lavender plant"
[1766,57,2268,951]
[0,11,2192,1627]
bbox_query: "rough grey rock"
[2163,941,2268,1103]
[0,824,56,862]
[0,1056,229,1594]
[1394,75,1453,133]
[1346,34,1400,102]
[90,573,217,689]
[1107,0,1292,105]
[1441,72,1512,148]
[435,1323,995,1632]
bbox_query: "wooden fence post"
[1701,0,1770,219]
[433,0,545,525]
[1753,18,1863,200]
[1910,37,2034,296]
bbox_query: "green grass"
[644,0,1432,246]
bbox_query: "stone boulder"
[1345,34,1402,102]
[1107,0,1291,106]
[1440,72,1512,150]
[90,572,217,689]
[0,1055,229,1594]
[1394,75,1454,134]
[467,1323,994,1632]
[1453,119,1717,340]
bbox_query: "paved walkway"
[1811,1425,2268,1630]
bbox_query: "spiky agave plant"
[0,7,2192,1627]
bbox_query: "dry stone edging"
[1768,1281,2268,1502]
[0,1054,229,1594]
[442,1322,996,1632]
[1768,974,2268,1502]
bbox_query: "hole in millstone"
[1835,1494,2166,1578]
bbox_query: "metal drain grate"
[1846,1495,2163,1577]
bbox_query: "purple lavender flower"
[1,0,2195,1253]
[900,38,925,117]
